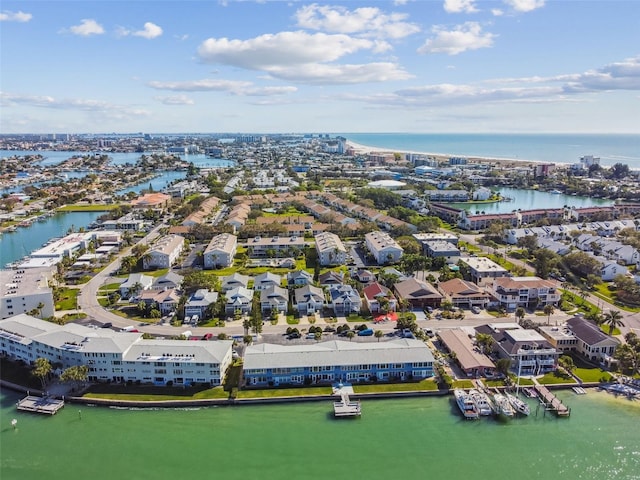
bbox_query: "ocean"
[339,133,640,168]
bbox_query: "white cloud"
[443,0,479,14]
[265,62,412,85]
[418,22,496,55]
[0,10,32,22]
[294,4,420,39]
[198,31,373,69]
[503,0,545,13]
[147,79,298,96]
[67,19,105,36]
[154,95,194,105]
[133,22,163,39]
[491,9,504,16]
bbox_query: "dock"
[17,396,65,415]
[333,392,361,417]
[534,385,570,417]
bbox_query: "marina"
[534,384,571,417]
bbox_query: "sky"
[1,0,639,134]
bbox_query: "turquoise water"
[342,133,640,168]
[0,211,103,267]
[1,389,639,480]
[452,187,613,215]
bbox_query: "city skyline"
[1,0,639,134]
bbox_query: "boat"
[522,387,538,398]
[454,389,479,419]
[506,393,530,416]
[549,189,563,194]
[469,389,494,416]
[493,393,515,418]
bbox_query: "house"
[538,325,579,354]
[143,235,184,270]
[221,273,250,292]
[393,277,443,309]
[293,285,325,315]
[491,277,560,311]
[438,278,490,309]
[243,338,434,386]
[566,315,620,364]
[328,285,362,315]
[131,192,171,212]
[287,270,313,288]
[318,271,344,288]
[437,329,495,378]
[152,271,184,291]
[599,259,628,281]
[138,288,180,315]
[459,256,510,286]
[184,289,219,319]
[315,232,347,266]
[423,241,460,264]
[364,231,403,264]
[224,287,254,315]
[352,269,376,284]
[260,286,288,314]
[362,282,396,313]
[203,233,237,269]
[253,272,282,291]
[119,273,154,299]
[476,324,558,375]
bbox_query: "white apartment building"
[203,233,237,269]
[0,314,233,387]
[143,235,185,270]
[1,268,55,320]
[315,232,347,266]
[364,231,404,265]
[492,276,560,311]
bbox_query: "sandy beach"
[346,140,544,168]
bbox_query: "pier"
[17,395,65,415]
[333,392,361,418]
[534,385,570,417]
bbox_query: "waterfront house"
[131,192,172,212]
[437,329,495,378]
[243,338,434,387]
[566,316,620,364]
[293,284,325,315]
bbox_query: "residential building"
[0,268,55,320]
[293,285,325,315]
[491,277,560,311]
[362,282,396,313]
[327,285,362,315]
[438,278,490,309]
[459,256,510,286]
[253,272,282,291]
[221,273,250,292]
[315,232,347,266]
[143,235,184,270]
[151,271,184,291]
[119,273,154,299]
[393,277,443,309]
[243,339,434,386]
[224,287,254,315]
[318,271,344,288]
[413,233,459,251]
[131,192,171,212]
[203,233,237,269]
[437,329,495,378]
[364,231,403,264]
[0,314,233,387]
[566,316,619,364]
[538,325,579,354]
[287,270,313,288]
[260,286,288,314]
[184,289,219,319]
[138,288,180,315]
[247,235,306,258]
[423,241,460,264]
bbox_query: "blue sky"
[1,0,639,134]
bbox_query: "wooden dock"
[333,392,361,418]
[17,396,65,415]
[534,385,570,417]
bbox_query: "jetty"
[333,392,361,418]
[534,385,570,417]
[17,395,65,415]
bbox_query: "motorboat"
[469,389,494,416]
[506,393,530,416]
[454,389,479,419]
[493,393,515,418]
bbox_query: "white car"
[471,306,481,314]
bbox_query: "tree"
[603,310,625,336]
[475,333,495,356]
[515,307,526,324]
[557,355,575,376]
[32,357,52,390]
[543,304,555,325]
[59,365,89,391]
[375,330,384,342]
[314,331,322,342]
[532,248,559,279]
[243,334,253,345]
[346,331,355,342]
[496,358,512,377]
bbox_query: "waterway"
[450,187,614,215]
[1,389,638,480]
[0,211,103,268]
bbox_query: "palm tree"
[543,304,555,325]
[32,357,52,390]
[515,307,526,324]
[374,330,383,342]
[346,331,355,342]
[603,310,625,336]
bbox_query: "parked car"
[202,333,213,340]
[101,322,113,329]
[288,332,301,339]
[423,328,435,338]
[471,306,481,314]
[358,328,374,336]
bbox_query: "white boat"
[506,393,530,416]
[454,389,479,419]
[493,393,515,418]
[469,389,494,416]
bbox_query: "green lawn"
[57,204,120,212]
[574,367,613,383]
[97,297,110,307]
[55,287,80,311]
[146,268,169,277]
[99,282,122,291]
[353,378,438,393]
[83,385,228,401]
[452,380,474,389]
[591,284,640,313]
[514,377,535,386]
[237,386,332,398]
[538,371,577,385]
[483,379,507,387]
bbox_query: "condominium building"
[364,231,403,265]
[458,256,510,287]
[491,276,560,311]
[143,235,184,270]
[315,232,347,266]
[0,268,55,320]
[203,233,237,269]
